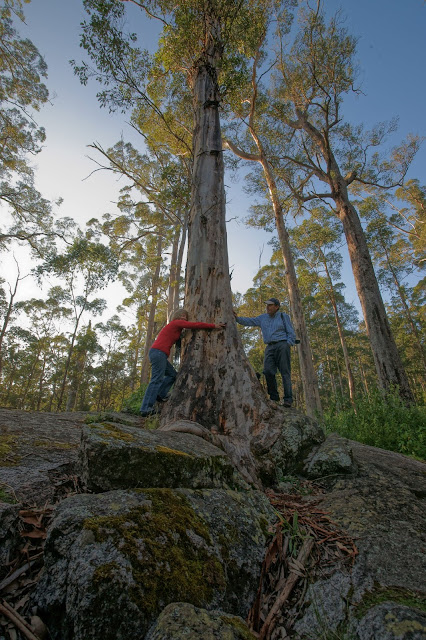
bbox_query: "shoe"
[156,394,169,403]
[282,402,292,408]
[140,408,159,417]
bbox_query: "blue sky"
[7,0,426,319]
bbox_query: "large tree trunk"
[334,188,414,403]
[293,111,413,403]
[160,45,273,486]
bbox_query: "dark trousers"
[140,348,177,412]
[263,341,292,404]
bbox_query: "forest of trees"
[0,1,424,455]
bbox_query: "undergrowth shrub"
[121,384,148,414]
[321,389,426,461]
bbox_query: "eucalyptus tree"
[385,283,425,400]
[13,287,72,408]
[137,234,165,383]
[65,321,100,411]
[268,5,418,402]
[0,263,28,378]
[78,0,292,483]
[37,237,118,410]
[362,203,426,376]
[393,180,426,269]
[222,18,322,417]
[290,208,357,406]
[87,142,190,349]
[0,0,64,255]
[92,315,129,410]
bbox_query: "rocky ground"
[0,407,425,640]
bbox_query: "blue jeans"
[140,348,177,413]
[263,341,292,404]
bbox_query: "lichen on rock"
[33,487,275,640]
[79,422,249,491]
[146,602,258,639]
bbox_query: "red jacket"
[151,319,216,356]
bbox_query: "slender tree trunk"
[57,308,85,410]
[271,182,322,417]
[223,147,322,417]
[140,235,163,384]
[323,259,356,406]
[37,353,47,411]
[161,38,273,486]
[332,341,346,402]
[335,192,414,402]
[130,310,145,392]
[66,349,87,412]
[167,225,180,319]
[22,351,41,408]
[97,352,110,411]
[4,363,17,405]
[358,356,370,398]
[382,244,426,374]
[294,111,413,403]
[325,343,338,404]
[0,272,20,380]
[167,215,187,317]
[173,214,188,310]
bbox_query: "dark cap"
[264,298,280,307]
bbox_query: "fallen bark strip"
[0,600,41,640]
[259,537,314,640]
[0,554,42,592]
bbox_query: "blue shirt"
[236,312,296,346]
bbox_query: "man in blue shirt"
[233,297,296,407]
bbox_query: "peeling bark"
[160,42,280,486]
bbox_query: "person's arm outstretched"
[175,319,226,330]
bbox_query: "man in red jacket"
[140,309,226,417]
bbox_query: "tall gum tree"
[156,0,287,484]
[290,208,357,406]
[268,6,418,403]
[223,37,321,417]
[78,0,294,484]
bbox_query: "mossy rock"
[146,602,257,639]
[291,441,426,639]
[250,412,325,486]
[0,434,20,467]
[33,487,275,640]
[354,601,426,639]
[304,433,358,479]
[80,423,248,492]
